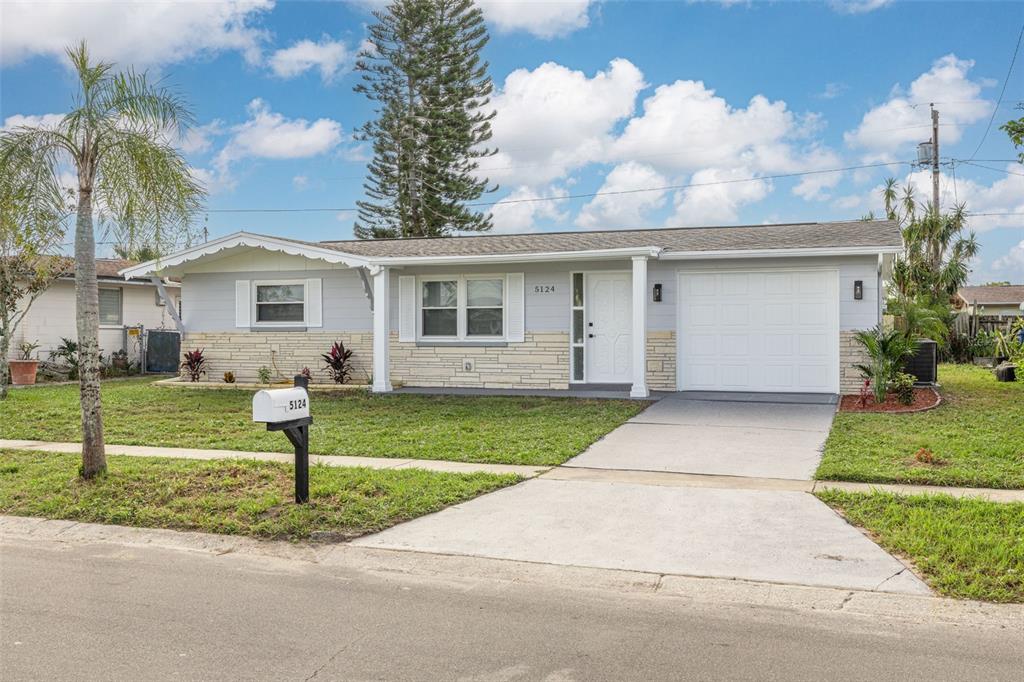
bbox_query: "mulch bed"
[839,387,941,413]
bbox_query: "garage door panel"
[678,269,838,393]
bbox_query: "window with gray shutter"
[98,288,123,326]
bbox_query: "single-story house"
[14,259,181,361]
[955,284,1024,318]
[120,220,902,397]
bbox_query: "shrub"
[321,341,354,384]
[855,326,917,403]
[969,331,997,358]
[180,349,207,382]
[223,371,235,384]
[49,337,80,379]
[300,366,312,381]
[257,366,272,384]
[892,372,916,405]
[17,340,39,360]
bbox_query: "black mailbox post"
[256,375,313,504]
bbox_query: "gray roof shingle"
[317,220,902,258]
[958,285,1024,305]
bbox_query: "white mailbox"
[252,387,310,423]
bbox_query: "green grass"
[0,449,517,541]
[816,364,1024,489]
[817,490,1024,603]
[0,379,647,466]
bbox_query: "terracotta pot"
[9,359,39,386]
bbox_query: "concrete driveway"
[354,393,930,595]
[566,393,838,480]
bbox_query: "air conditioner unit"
[904,339,937,385]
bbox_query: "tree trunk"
[75,188,106,478]
[0,327,10,401]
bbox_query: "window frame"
[418,274,507,341]
[98,287,123,327]
[251,279,307,327]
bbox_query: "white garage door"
[677,269,839,393]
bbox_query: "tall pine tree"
[354,0,497,239]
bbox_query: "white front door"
[586,273,632,383]
[677,269,840,393]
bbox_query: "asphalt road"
[2,537,1021,681]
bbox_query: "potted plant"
[970,331,997,367]
[9,340,41,385]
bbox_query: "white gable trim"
[659,245,903,260]
[367,246,663,267]
[118,231,371,279]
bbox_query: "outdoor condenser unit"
[904,338,938,385]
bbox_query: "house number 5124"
[533,285,556,293]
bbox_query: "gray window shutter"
[507,273,525,342]
[398,275,416,342]
[235,280,250,327]
[306,278,322,327]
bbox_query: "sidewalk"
[0,439,548,478]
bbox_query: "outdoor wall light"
[854,280,863,300]
[653,283,663,302]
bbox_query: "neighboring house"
[14,259,181,361]
[955,285,1024,318]
[120,220,902,396]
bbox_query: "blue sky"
[2,0,1022,283]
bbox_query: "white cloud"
[488,185,569,233]
[992,240,1024,273]
[293,175,309,190]
[478,0,592,39]
[829,0,892,14]
[844,54,992,155]
[666,167,771,226]
[218,98,342,163]
[816,82,848,100]
[483,59,646,186]
[2,113,65,130]
[178,120,226,155]
[1,0,273,67]
[268,36,352,82]
[575,162,668,229]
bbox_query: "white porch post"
[371,266,393,393]
[630,256,649,398]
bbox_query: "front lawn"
[816,364,1024,489]
[0,449,517,541]
[818,490,1024,603]
[0,379,646,466]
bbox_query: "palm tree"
[882,178,978,302]
[0,42,204,478]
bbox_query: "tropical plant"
[17,341,40,361]
[0,148,70,399]
[0,41,205,477]
[353,0,498,238]
[1002,115,1024,163]
[969,330,998,358]
[854,326,918,403]
[882,179,978,302]
[180,349,207,382]
[257,366,272,385]
[49,337,81,380]
[891,372,916,406]
[321,341,355,384]
[223,371,235,384]
[300,366,312,381]
[887,295,950,347]
[994,319,1024,366]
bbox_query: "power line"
[199,161,911,214]
[966,20,1024,161]
[957,159,1024,177]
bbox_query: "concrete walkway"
[0,439,548,478]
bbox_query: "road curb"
[3,515,1020,629]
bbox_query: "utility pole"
[930,103,940,213]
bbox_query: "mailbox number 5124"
[288,398,307,410]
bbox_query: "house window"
[254,282,305,324]
[570,273,584,382]
[421,280,458,336]
[420,276,506,339]
[98,288,123,326]
[466,278,503,337]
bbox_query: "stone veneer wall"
[389,332,571,390]
[183,332,373,384]
[839,330,870,395]
[646,331,676,391]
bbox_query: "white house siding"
[177,251,883,392]
[15,279,179,361]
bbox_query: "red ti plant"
[180,348,207,382]
[859,379,871,407]
[321,341,353,384]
